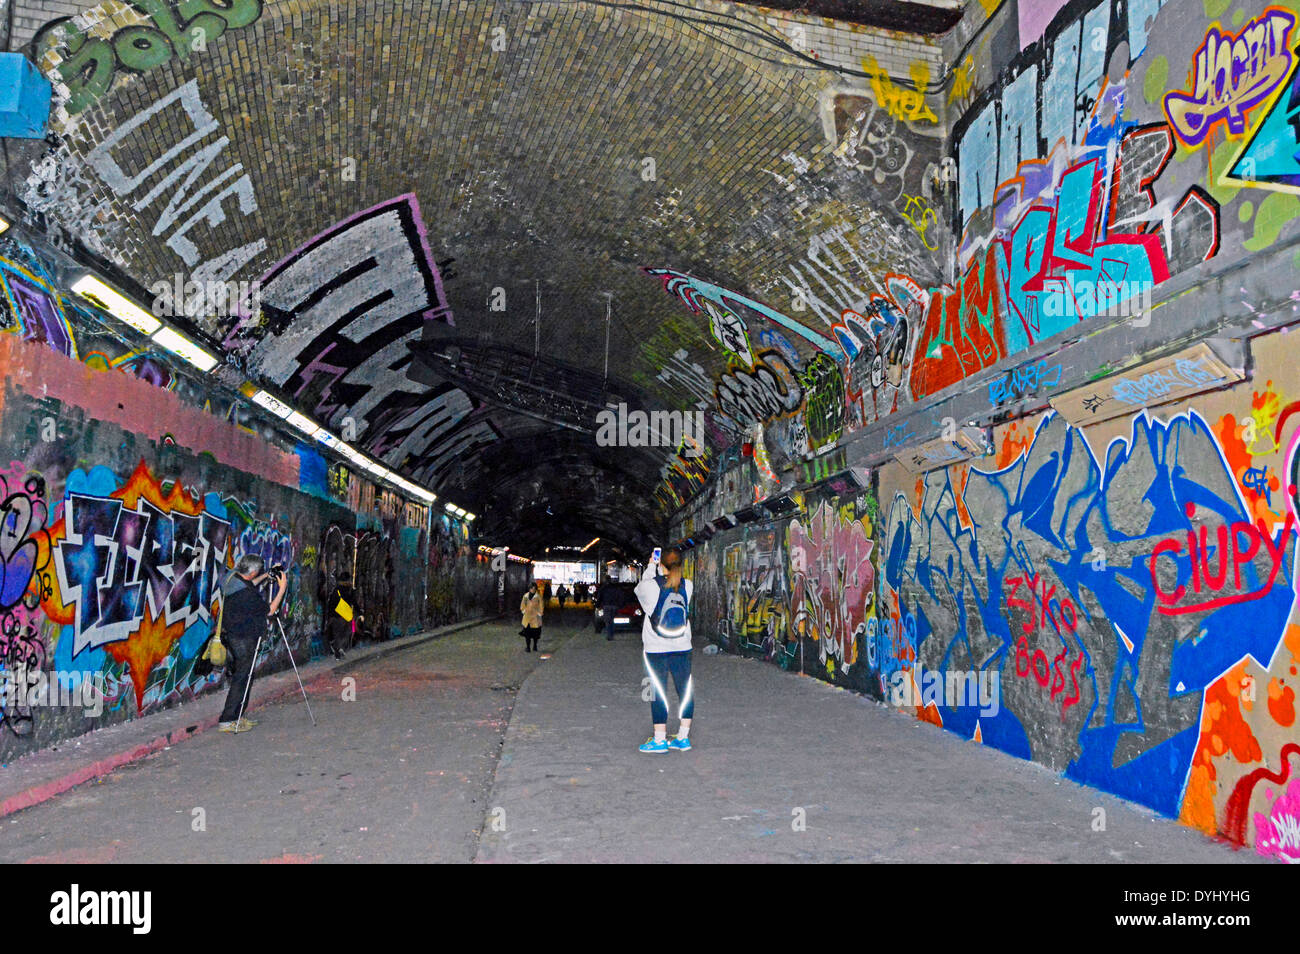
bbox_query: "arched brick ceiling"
[19,0,945,552]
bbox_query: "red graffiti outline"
[1150,514,1294,616]
[1222,743,1300,846]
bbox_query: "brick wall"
[10,0,98,48]
[760,7,944,80]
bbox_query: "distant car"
[593,582,643,633]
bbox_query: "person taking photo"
[218,555,288,733]
[634,547,695,753]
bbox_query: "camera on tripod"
[255,564,288,588]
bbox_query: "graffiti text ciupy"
[1149,503,1295,616]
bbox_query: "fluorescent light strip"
[72,275,161,335]
[151,326,219,372]
[251,390,293,419]
[73,277,449,502]
[284,411,320,437]
[248,402,440,504]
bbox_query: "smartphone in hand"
[651,547,662,566]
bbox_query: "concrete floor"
[0,609,1265,863]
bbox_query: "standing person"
[542,580,552,605]
[598,574,622,641]
[323,572,353,661]
[520,583,543,652]
[218,555,288,733]
[556,583,569,608]
[634,548,695,753]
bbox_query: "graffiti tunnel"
[0,0,1296,872]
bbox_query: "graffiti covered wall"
[647,0,1300,490]
[0,235,496,763]
[686,331,1300,861]
[876,348,1300,862]
[0,375,350,762]
[645,0,1300,863]
[8,0,1300,860]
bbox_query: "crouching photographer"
[218,555,288,734]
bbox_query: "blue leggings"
[644,650,694,724]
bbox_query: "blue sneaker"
[669,736,692,751]
[639,737,669,754]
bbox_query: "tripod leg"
[235,634,262,726]
[278,617,317,726]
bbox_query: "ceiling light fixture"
[246,397,439,504]
[250,389,293,419]
[284,410,320,437]
[72,274,161,335]
[63,275,448,506]
[150,326,219,372]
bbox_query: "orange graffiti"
[996,421,1033,470]
[955,465,974,529]
[107,603,188,712]
[1267,677,1296,726]
[1180,660,1264,836]
[910,245,1006,400]
[1214,410,1284,523]
[918,699,943,726]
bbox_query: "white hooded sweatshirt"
[634,563,694,654]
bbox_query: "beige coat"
[520,590,543,628]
